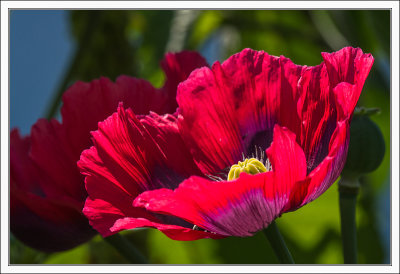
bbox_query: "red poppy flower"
[79,47,373,239]
[10,51,208,251]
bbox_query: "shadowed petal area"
[79,105,204,238]
[140,112,203,184]
[11,195,96,252]
[110,217,222,241]
[30,119,86,203]
[161,51,209,113]
[296,47,374,171]
[296,63,335,172]
[286,120,350,210]
[134,125,307,237]
[10,130,96,252]
[303,120,349,204]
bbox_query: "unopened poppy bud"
[342,113,385,179]
[227,158,267,181]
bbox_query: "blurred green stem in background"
[45,12,101,119]
[104,234,148,264]
[338,109,386,264]
[262,221,295,264]
[339,177,360,264]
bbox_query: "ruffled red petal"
[134,174,278,237]
[79,105,202,237]
[82,197,153,237]
[177,49,292,175]
[62,52,208,152]
[296,47,373,171]
[111,217,222,241]
[282,119,349,212]
[134,125,307,237]
[304,120,350,205]
[30,119,85,203]
[322,47,374,118]
[267,125,307,194]
[61,51,208,149]
[177,47,373,177]
[60,77,164,159]
[296,63,336,171]
[177,63,243,175]
[276,56,305,136]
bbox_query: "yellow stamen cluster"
[227,158,267,181]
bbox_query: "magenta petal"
[322,47,374,117]
[296,63,336,171]
[177,49,289,175]
[30,119,85,201]
[267,125,307,194]
[82,197,153,237]
[134,125,307,237]
[177,64,244,175]
[79,105,202,237]
[303,120,350,205]
[135,172,285,237]
[276,56,305,136]
[139,112,203,181]
[284,120,350,211]
[110,217,223,241]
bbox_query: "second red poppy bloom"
[10,51,208,251]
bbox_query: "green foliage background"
[10,10,391,264]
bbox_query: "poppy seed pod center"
[227,158,267,181]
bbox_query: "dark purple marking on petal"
[245,129,274,158]
[201,188,284,237]
[149,164,190,191]
[152,213,194,229]
[305,115,337,174]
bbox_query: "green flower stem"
[104,234,148,264]
[339,176,360,264]
[263,221,295,264]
